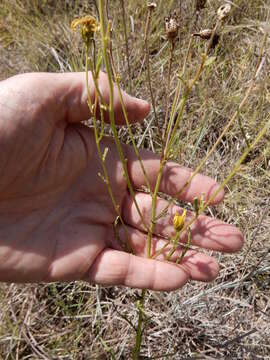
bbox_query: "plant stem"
[85,43,131,251]
[163,40,175,141]
[154,116,270,260]
[120,0,132,93]
[153,31,268,226]
[110,59,153,195]
[148,31,208,263]
[98,0,149,231]
[132,289,146,360]
[144,6,160,136]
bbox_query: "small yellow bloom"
[71,15,99,44]
[173,209,187,232]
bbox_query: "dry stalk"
[162,11,179,141]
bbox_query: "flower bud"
[173,209,187,232]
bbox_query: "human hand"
[0,72,243,290]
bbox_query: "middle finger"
[123,192,243,253]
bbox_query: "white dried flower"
[217,4,231,21]
[147,2,157,10]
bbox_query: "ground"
[0,0,269,359]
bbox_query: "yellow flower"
[173,209,187,232]
[71,15,99,44]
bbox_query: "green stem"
[146,158,166,257]
[98,0,148,231]
[148,34,207,264]
[154,117,270,260]
[144,7,161,136]
[132,289,146,360]
[163,40,175,141]
[110,59,153,196]
[154,31,268,226]
[86,43,131,252]
[120,0,132,93]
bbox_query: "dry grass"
[0,0,269,359]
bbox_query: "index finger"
[4,72,150,126]
[126,147,224,204]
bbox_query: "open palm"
[0,72,243,290]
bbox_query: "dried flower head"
[165,11,179,41]
[173,209,187,232]
[71,15,99,44]
[147,2,157,11]
[196,0,207,12]
[193,28,212,39]
[217,4,231,21]
[193,28,220,47]
[192,29,220,48]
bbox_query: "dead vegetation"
[0,0,269,358]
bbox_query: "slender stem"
[161,36,193,159]
[110,57,153,195]
[154,116,270,260]
[132,289,146,360]
[175,227,191,264]
[152,32,268,261]
[163,40,175,140]
[153,32,268,226]
[85,44,93,112]
[164,94,187,158]
[85,44,131,251]
[147,158,166,257]
[165,231,180,260]
[120,0,132,93]
[98,0,149,231]
[172,52,263,198]
[237,113,250,149]
[144,7,161,136]
[98,3,152,358]
[163,51,206,160]
[202,120,270,211]
[148,27,208,261]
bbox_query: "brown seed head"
[217,4,231,21]
[193,29,213,39]
[193,28,220,48]
[165,11,179,41]
[147,2,157,11]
